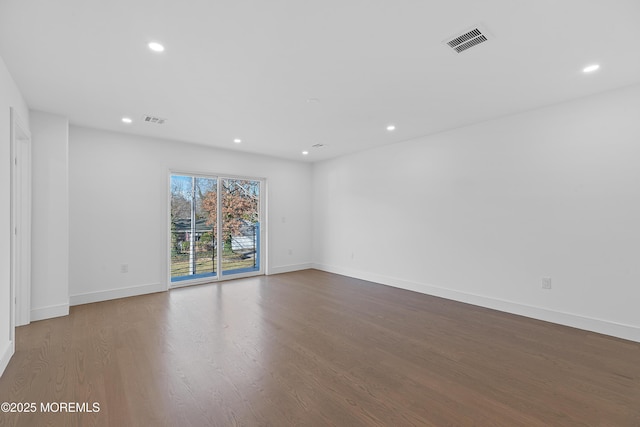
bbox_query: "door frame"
[10,107,32,333]
[167,170,266,288]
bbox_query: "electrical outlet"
[542,277,552,289]
[121,264,129,273]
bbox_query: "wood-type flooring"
[1,270,639,426]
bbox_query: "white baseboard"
[312,263,640,343]
[0,339,15,378]
[31,303,69,322]
[70,282,166,306]
[268,263,313,275]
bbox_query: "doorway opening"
[10,108,32,337]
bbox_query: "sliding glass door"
[170,173,262,285]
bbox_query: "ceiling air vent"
[445,26,490,53]
[311,144,325,148]
[142,115,166,124]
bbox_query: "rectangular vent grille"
[143,115,166,124]
[453,35,487,53]
[445,27,489,53]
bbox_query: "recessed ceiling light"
[148,42,165,53]
[122,117,132,124]
[583,64,600,73]
[386,125,396,131]
[233,138,242,144]
[302,151,309,155]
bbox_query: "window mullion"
[216,178,223,276]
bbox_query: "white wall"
[30,111,69,321]
[312,83,640,342]
[0,55,29,375]
[69,126,312,304]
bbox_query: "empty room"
[1,0,639,425]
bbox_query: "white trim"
[216,178,223,275]
[30,303,69,322]
[70,282,165,306]
[0,339,15,377]
[268,263,313,275]
[10,108,32,332]
[166,170,172,289]
[260,179,267,277]
[312,263,640,343]
[170,268,272,289]
[169,277,217,289]
[168,168,267,183]
[263,179,270,274]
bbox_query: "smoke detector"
[142,115,167,124]
[444,25,491,53]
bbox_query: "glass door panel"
[221,178,260,276]
[170,175,217,282]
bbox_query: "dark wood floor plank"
[1,269,639,426]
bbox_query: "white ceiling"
[1,0,640,162]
